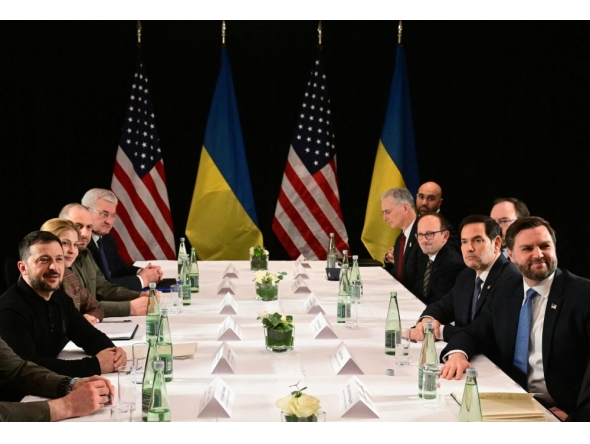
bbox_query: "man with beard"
[59,203,149,317]
[415,181,459,251]
[440,217,590,421]
[0,231,126,385]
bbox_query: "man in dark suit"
[490,197,530,257]
[412,215,520,341]
[411,212,465,305]
[81,188,162,291]
[381,188,426,291]
[440,217,590,420]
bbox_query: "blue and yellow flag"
[186,48,263,259]
[361,44,419,262]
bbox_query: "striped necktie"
[470,277,483,321]
[423,259,433,298]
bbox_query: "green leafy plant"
[257,312,294,331]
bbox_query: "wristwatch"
[67,377,81,394]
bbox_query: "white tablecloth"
[25,260,556,422]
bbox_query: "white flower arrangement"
[276,383,321,418]
[249,245,269,257]
[253,270,286,286]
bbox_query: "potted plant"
[276,382,324,422]
[258,311,295,352]
[249,245,269,270]
[253,270,286,301]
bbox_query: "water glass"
[117,365,137,410]
[111,404,133,422]
[345,296,359,329]
[421,363,442,408]
[132,342,148,384]
[170,284,183,314]
[395,328,411,365]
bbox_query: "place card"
[222,263,239,279]
[292,264,309,279]
[197,377,235,418]
[303,293,325,314]
[330,342,363,375]
[211,342,238,374]
[295,254,312,268]
[339,376,379,418]
[291,277,311,294]
[216,316,243,341]
[218,293,238,315]
[309,312,337,339]
[217,278,236,295]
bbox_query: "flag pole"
[317,20,322,49]
[222,20,226,47]
[137,20,142,49]
[397,20,402,45]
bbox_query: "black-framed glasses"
[494,218,516,226]
[93,209,118,221]
[415,230,445,240]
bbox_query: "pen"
[104,320,132,323]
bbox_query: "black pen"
[104,320,132,323]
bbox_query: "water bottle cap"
[343,250,348,254]
[153,360,165,371]
[385,368,394,376]
[149,282,156,289]
[466,368,478,377]
[425,322,434,329]
[330,233,334,237]
[160,307,168,315]
[180,237,185,241]
[352,255,358,260]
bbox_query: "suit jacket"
[88,234,142,291]
[421,254,520,341]
[442,268,590,415]
[569,358,590,421]
[388,218,427,292]
[412,242,466,306]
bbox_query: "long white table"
[26,260,556,422]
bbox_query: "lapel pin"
[487,285,491,290]
[551,304,557,310]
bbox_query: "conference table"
[27,260,556,422]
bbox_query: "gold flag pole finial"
[222,20,226,47]
[397,20,402,45]
[318,20,322,48]
[137,20,142,49]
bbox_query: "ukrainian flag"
[186,48,263,260]
[361,44,419,263]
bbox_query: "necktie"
[396,233,406,281]
[470,277,483,321]
[97,238,111,279]
[513,288,537,378]
[423,259,433,297]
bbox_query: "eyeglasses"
[494,218,516,226]
[415,230,445,240]
[93,209,118,221]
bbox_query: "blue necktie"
[513,288,537,378]
[97,238,111,279]
[470,277,483,321]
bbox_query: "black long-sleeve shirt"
[0,279,114,380]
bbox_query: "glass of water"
[345,296,359,329]
[395,328,411,365]
[170,284,183,314]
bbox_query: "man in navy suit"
[81,189,162,291]
[412,215,519,341]
[411,212,465,305]
[381,188,426,292]
[440,217,590,420]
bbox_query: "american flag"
[272,50,349,260]
[110,54,176,262]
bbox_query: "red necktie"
[396,233,406,281]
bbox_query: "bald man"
[416,181,460,251]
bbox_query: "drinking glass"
[117,365,137,410]
[395,328,411,365]
[170,284,183,314]
[345,295,359,329]
[132,342,148,384]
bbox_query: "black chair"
[4,257,20,289]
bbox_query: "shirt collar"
[523,272,556,300]
[91,233,101,244]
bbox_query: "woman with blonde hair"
[40,218,104,324]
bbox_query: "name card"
[217,278,236,295]
[303,293,325,315]
[339,376,379,418]
[218,293,238,315]
[216,316,243,341]
[295,254,312,268]
[197,377,235,418]
[309,312,337,339]
[211,342,238,374]
[222,263,239,279]
[292,264,309,279]
[330,342,363,375]
[291,277,311,294]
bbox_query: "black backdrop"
[1,20,589,294]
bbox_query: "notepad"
[451,392,547,422]
[95,322,139,340]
